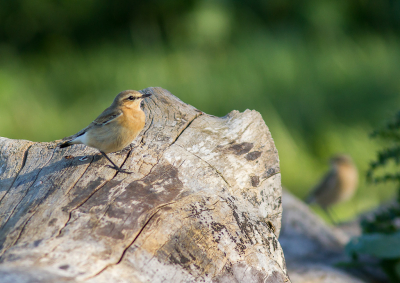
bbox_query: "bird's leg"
[100,151,120,169]
[323,207,337,225]
[329,207,340,224]
[100,151,132,174]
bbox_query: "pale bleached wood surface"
[0,87,288,283]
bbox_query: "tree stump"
[0,87,289,283]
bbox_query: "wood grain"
[0,87,289,283]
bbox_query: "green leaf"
[346,231,400,259]
[395,260,400,279]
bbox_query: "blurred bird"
[305,154,358,223]
[59,90,152,174]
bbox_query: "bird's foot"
[106,165,132,174]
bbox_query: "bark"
[0,87,288,283]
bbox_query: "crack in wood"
[0,211,38,260]
[185,200,220,219]
[169,112,203,147]
[116,202,177,265]
[176,144,231,187]
[65,155,94,196]
[257,171,281,188]
[0,144,32,205]
[89,158,163,233]
[83,201,177,281]
[263,256,290,280]
[8,210,37,249]
[0,146,57,234]
[7,174,64,251]
[56,159,128,237]
[140,117,154,144]
[0,146,59,257]
[57,175,117,237]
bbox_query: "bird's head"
[329,154,354,167]
[114,90,152,109]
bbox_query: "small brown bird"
[59,90,152,174]
[305,154,358,223]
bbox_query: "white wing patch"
[71,132,88,145]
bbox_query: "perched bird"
[305,154,358,223]
[59,90,152,174]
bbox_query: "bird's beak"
[141,93,152,98]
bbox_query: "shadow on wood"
[0,87,288,283]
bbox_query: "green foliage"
[0,0,198,52]
[346,111,400,282]
[361,205,400,235]
[346,231,400,259]
[1,0,400,53]
[367,111,400,201]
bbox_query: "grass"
[1,32,399,222]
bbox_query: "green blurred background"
[1,0,399,222]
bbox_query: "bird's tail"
[59,141,72,148]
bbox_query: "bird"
[59,90,152,174]
[305,154,358,224]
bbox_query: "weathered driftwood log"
[0,87,288,283]
[280,190,362,283]
[280,190,390,283]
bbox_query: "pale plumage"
[60,90,152,173]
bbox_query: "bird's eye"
[128,96,135,100]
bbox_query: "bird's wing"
[61,127,87,142]
[92,108,123,126]
[305,169,338,203]
[61,107,122,142]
